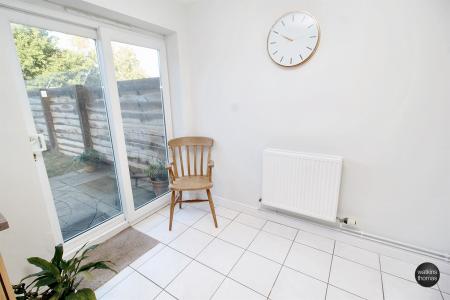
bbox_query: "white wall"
[185,0,450,255]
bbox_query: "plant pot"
[150,179,169,196]
[83,163,97,173]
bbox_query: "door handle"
[30,133,47,152]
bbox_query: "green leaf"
[71,243,89,261]
[66,288,96,300]
[34,275,57,287]
[21,270,48,281]
[51,244,64,269]
[27,257,60,281]
[80,244,98,258]
[78,261,115,273]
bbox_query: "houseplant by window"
[13,244,114,299]
[75,149,104,173]
[146,160,169,196]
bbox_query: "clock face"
[267,12,320,67]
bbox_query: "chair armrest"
[207,160,214,181]
[166,162,176,183]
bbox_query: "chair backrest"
[168,136,214,177]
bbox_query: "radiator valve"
[337,217,357,226]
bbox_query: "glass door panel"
[11,23,121,240]
[110,41,169,209]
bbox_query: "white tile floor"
[96,203,450,300]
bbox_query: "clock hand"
[280,34,294,42]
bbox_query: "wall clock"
[267,11,320,67]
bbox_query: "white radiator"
[262,149,343,222]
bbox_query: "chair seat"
[170,176,213,191]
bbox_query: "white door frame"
[0,6,173,251]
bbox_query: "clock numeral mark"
[270,41,277,44]
[290,57,293,65]
[292,15,295,22]
[273,30,279,35]
[301,15,306,23]
[306,46,313,51]
[281,20,286,26]
[299,53,303,60]
[309,35,317,38]
[280,56,284,63]
[272,50,278,55]
[307,24,314,28]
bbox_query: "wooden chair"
[166,136,218,231]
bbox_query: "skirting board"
[211,194,450,266]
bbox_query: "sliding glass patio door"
[110,41,169,209]
[98,27,172,214]
[2,9,172,245]
[10,23,122,241]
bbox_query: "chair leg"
[206,189,218,228]
[169,191,176,231]
[179,191,183,209]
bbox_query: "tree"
[112,47,146,80]
[12,24,146,89]
[12,25,97,88]
[13,25,58,80]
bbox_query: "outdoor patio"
[48,160,157,240]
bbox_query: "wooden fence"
[28,78,167,171]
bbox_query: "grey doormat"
[79,227,159,290]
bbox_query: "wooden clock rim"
[266,11,321,67]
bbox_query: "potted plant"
[75,149,104,173]
[146,160,169,196]
[13,244,114,300]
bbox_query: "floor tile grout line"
[209,216,271,300]
[140,207,378,299]
[294,239,334,255]
[156,203,239,299]
[106,207,260,298]
[206,207,449,299]
[207,211,246,300]
[167,211,373,299]
[165,203,450,275]
[380,270,441,291]
[155,204,224,291]
[267,227,298,299]
[96,267,136,299]
[223,205,450,272]
[134,203,227,298]
[281,264,331,286]
[376,251,450,277]
[133,204,449,300]
[378,254,388,300]
[331,252,386,273]
[164,240,268,299]
[132,267,180,300]
[128,244,166,269]
[118,206,378,300]
[324,240,337,299]
[208,213,263,299]
[327,284,368,300]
